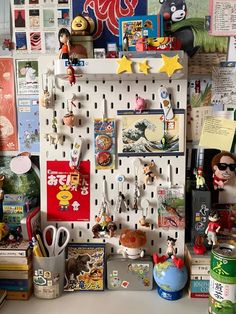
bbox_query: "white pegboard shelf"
[54,51,188,81]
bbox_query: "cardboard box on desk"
[107,255,153,291]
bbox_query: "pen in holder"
[33,250,65,299]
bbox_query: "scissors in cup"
[43,225,70,257]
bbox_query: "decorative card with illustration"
[117,110,185,156]
[47,160,90,221]
[0,58,18,151]
[17,97,39,153]
[157,186,185,229]
[64,243,105,291]
[16,60,39,95]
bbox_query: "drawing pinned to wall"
[17,98,40,153]
[117,110,185,156]
[72,0,147,47]
[0,58,18,151]
[47,160,90,221]
[16,60,39,95]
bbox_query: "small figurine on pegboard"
[143,160,157,185]
[211,151,236,190]
[205,210,221,246]
[134,95,146,113]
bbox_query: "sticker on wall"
[47,160,90,221]
[17,97,40,153]
[0,58,18,151]
[16,59,39,95]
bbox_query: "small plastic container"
[33,251,65,299]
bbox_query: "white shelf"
[54,51,188,81]
[3,291,208,314]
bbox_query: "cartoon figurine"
[153,236,184,268]
[71,14,93,36]
[40,89,51,108]
[58,28,71,59]
[211,151,236,190]
[195,167,206,190]
[67,65,76,86]
[143,160,157,185]
[205,210,221,246]
[159,0,227,56]
[134,95,146,113]
[118,229,147,259]
[193,235,206,255]
[56,185,73,211]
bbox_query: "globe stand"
[157,285,183,301]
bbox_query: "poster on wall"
[72,0,147,48]
[16,60,39,95]
[0,58,18,151]
[17,97,40,153]
[47,160,90,221]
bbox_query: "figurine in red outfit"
[58,28,71,59]
[67,65,76,86]
[211,151,236,190]
[205,210,221,246]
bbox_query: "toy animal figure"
[134,96,146,113]
[205,210,221,246]
[67,65,76,86]
[211,151,236,190]
[143,160,157,185]
[159,0,227,56]
[40,89,51,108]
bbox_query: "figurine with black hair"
[159,0,227,56]
[205,210,221,246]
[58,28,71,59]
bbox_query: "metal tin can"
[209,243,236,314]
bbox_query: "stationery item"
[43,225,70,257]
[35,234,47,258]
[114,175,128,213]
[32,237,43,257]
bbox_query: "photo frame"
[117,109,185,156]
[64,243,105,291]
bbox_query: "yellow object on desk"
[32,237,43,257]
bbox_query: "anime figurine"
[67,65,76,86]
[58,28,71,59]
[211,151,236,190]
[205,210,221,246]
[153,236,184,269]
[143,160,157,185]
[118,229,147,259]
[159,0,227,56]
[194,167,206,190]
[134,96,146,113]
[71,14,93,36]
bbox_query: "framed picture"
[117,109,185,156]
[64,243,105,291]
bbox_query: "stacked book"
[184,244,211,298]
[0,240,33,300]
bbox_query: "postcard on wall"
[17,97,39,153]
[43,9,56,28]
[44,32,57,52]
[47,160,90,221]
[29,9,40,29]
[209,0,236,36]
[0,58,18,151]
[57,8,70,27]
[15,32,27,50]
[14,0,25,4]
[16,60,39,95]
[117,110,185,156]
[14,9,26,28]
[64,243,105,291]
[30,32,42,51]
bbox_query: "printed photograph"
[57,8,70,27]
[117,110,185,156]
[43,9,55,28]
[15,32,27,50]
[16,60,39,95]
[29,9,40,28]
[30,32,41,51]
[44,32,57,52]
[14,0,25,5]
[64,244,105,291]
[14,9,26,28]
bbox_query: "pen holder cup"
[33,251,65,299]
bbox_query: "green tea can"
[209,243,236,314]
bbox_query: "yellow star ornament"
[158,54,183,77]
[138,60,150,75]
[116,56,133,74]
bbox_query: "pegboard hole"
[177,101,180,108]
[127,199,130,206]
[119,94,122,101]
[87,223,90,229]
[111,199,114,206]
[151,224,154,230]
[135,80,138,84]
[143,184,146,190]
[86,94,89,101]
[95,199,98,205]
[176,167,179,174]
[87,127,89,133]
[177,84,180,92]
[86,111,89,117]
[61,86,64,92]
[159,248,162,254]
[152,94,155,100]
[62,152,66,158]
[119,160,122,166]
[71,223,74,229]
[78,102,81,109]
[46,119,49,125]
[127,85,130,92]
[78,86,81,92]
[111,247,114,253]
[87,239,90,243]
[151,208,154,214]
[127,102,130,109]
[94,102,97,109]
[127,215,130,222]
[95,183,98,190]
[151,192,154,198]
[111,183,114,190]
[103,239,106,243]
[87,143,90,150]
[135,224,137,230]
[111,169,114,174]
[169,79,172,84]
[151,240,154,246]
[168,160,170,164]
[127,167,130,174]
[175,232,178,238]
[94,85,97,92]
[111,102,114,109]
[102,80,105,84]
[144,85,147,92]
[127,183,130,190]
[86,80,89,84]
[70,127,73,134]
[159,232,162,238]
[111,85,114,92]
[62,102,65,109]
[152,80,155,84]
[119,224,122,229]
[159,168,162,174]
[79,231,82,237]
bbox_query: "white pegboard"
[39,54,188,257]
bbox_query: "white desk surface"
[3,291,209,314]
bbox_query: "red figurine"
[67,65,76,86]
[205,210,221,246]
[211,151,236,190]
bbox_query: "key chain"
[40,72,52,108]
[114,175,128,213]
[139,199,151,228]
[158,86,174,120]
[63,94,77,127]
[69,136,83,187]
[133,158,141,210]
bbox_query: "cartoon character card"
[47,160,90,221]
